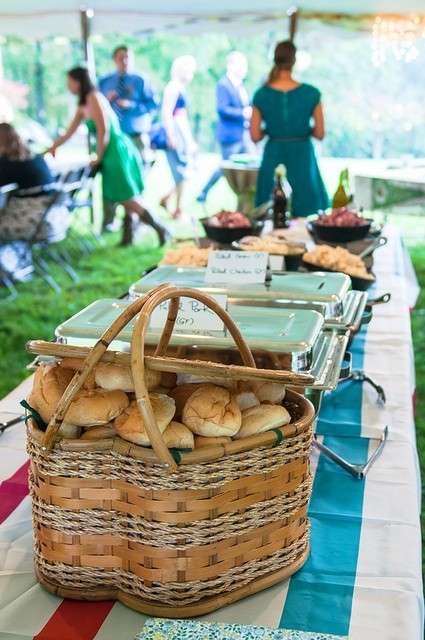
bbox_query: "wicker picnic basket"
[26,284,315,617]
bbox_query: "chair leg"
[68,231,90,256]
[79,235,96,252]
[61,247,82,278]
[88,228,105,247]
[59,247,74,264]
[0,272,18,300]
[33,259,61,293]
[47,247,80,282]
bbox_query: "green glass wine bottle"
[332,168,350,209]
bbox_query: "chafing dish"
[129,266,370,337]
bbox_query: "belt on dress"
[268,136,309,142]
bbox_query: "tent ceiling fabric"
[1,1,425,37]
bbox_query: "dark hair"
[67,67,95,106]
[112,45,128,59]
[268,40,296,83]
[0,122,31,160]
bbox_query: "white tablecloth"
[0,227,422,640]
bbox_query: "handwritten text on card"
[205,251,268,284]
[150,294,227,333]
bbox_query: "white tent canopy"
[1,1,425,37]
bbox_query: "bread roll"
[58,359,95,389]
[114,393,175,446]
[64,388,129,427]
[94,362,161,392]
[59,422,81,439]
[169,383,205,420]
[163,421,194,449]
[234,404,291,439]
[28,364,74,423]
[252,381,286,404]
[182,384,241,437]
[29,364,129,427]
[194,435,231,448]
[151,386,170,394]
[234,382,260,411]
[80,424,116,440]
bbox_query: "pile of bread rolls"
[160,244,210,267]
[27,360,291,449]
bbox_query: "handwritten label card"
[205,251,269,284]
[150,294,227,333]
[269,254,285,271]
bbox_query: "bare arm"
[87,92,109,162]
[161,82,180,148]
[312,102,325,140]
[48,108,84,155]
[250,106,264,143]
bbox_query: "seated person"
[0,123,63,241]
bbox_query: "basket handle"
[131,286,257,469]
[42,284,175,452]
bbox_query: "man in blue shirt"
[99,45,158,229]
[99,45,158,150]
[197,51,252,203]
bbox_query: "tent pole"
[287,7,299,42]
[34,41,46,125]
[80,7,97,229]
[80,8,96,80]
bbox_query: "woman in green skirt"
[250,41,329,217]
[48,67,169,245]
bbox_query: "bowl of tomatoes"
[308,208,372,243]
[201,210,264,244]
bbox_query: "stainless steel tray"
[55,298,325,373]
[129,266,366,331]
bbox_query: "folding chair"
[0,184,25,299]
[30,188,79,291]
[60,166,101,251]
[0,183,19,209]
[0,184,77,295]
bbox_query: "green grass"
[409,246,425,552]
[0,233,162,398]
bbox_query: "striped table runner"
[0,226,422,640]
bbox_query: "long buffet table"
[0,227,423,640]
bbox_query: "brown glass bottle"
[272,164,290,229]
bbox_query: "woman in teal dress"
[48,67,169,245]
[251,41,329,216]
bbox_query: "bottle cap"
[275,164,286,178]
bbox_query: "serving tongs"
[312,366,387,477]
[340,369,386,406]
[0,413,25,435]
[313,425,388,479]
